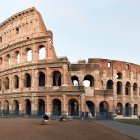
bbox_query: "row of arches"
[116,103,138,116]
[0,71,62,90]
[2,99,138,117]
[2,99,80,116]
[72,75,94,87]
[71,75,139,95]
[0,45,46,66]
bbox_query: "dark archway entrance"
[125,103,131,116]
[100,101,108,113]
[3,100,9,115]
[69,99,79,116]
[13,100,19,115]
[25,99,31,115]
[52,71,61,86]
[39,72,45,86]
[134,104,138,115]
[38,99,45,115]
[52,99,61,116]
[116,102,123,115]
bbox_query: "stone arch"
[24,99,31,115]
[71,75,79,86]
[52,71,61,86]
[0,57,3,65]
[14,75,19,89]
[38,45,46,60]
[38,99,45,115]
[3,100,9,115]
[133,83,138,95]
[15,51,20,64]
[99,101,108,113]
[83,75,94,87]
[125,82,131,95]
[86,101,95,117]
[117,81,122,95]
[134,104,138,115]
[116,102,123,115]
[24,73,31,88]
[52,99,61,116]
[116,72,122,79]
[26,48,32,62]
[13,100,19,115]
[38,72,45,86]
[68,99,79,116]
[5,77,9,90]
[6,54,11,65]
[125,103,131,116]
[106,80,113,90]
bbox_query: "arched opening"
[16,27,19,34]
[99,101,108,113]
[133,83,138,95]
[125,82,131,95]
[14,75,19,89]
[125,103,131,116]
[83,75,94,87]
[116,102,123,115]
[38,72,45,86]
[106,80,113,90]
[116,72,122,79]
[13,100,19,115]
[68,99,79,116]
[0,36,2,42]
[6,54,11,65]
[27,48,32,62]
[4,100,9,115]
[25,99,31,115]
[38,99,45,115]
[52,71,61,86]
[134,104,138,115]
[71,75,79,86]
[5,77,9,90]
[0,57,3,65]
[39,46,46,60]
[52,99,61,116]
[86,101,95,117]
[15,51,20,64]
[117,81,122,95]
[24,73,31,88]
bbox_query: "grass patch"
[119,120,140,126]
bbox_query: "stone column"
[62,65,68,86]
[46,68,52,86]
[62,95,67,115]
[46,95,51,116]
[80,94,85,117]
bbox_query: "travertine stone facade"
[0,7,139,118]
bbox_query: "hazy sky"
[0,0,140,64]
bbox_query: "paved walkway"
[94,120,140,140]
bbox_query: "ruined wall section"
[0,7,48,48]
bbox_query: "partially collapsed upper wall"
[0,7,50,48]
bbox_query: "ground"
[0,118,135,140]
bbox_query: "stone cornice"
[0,7,36,30]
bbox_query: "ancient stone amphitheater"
[0,7,139,119]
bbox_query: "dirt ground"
[0,118,136,140]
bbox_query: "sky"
[0,0,140,64]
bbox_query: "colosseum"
[0,7,139,119]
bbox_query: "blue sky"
[0,0,140,64]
